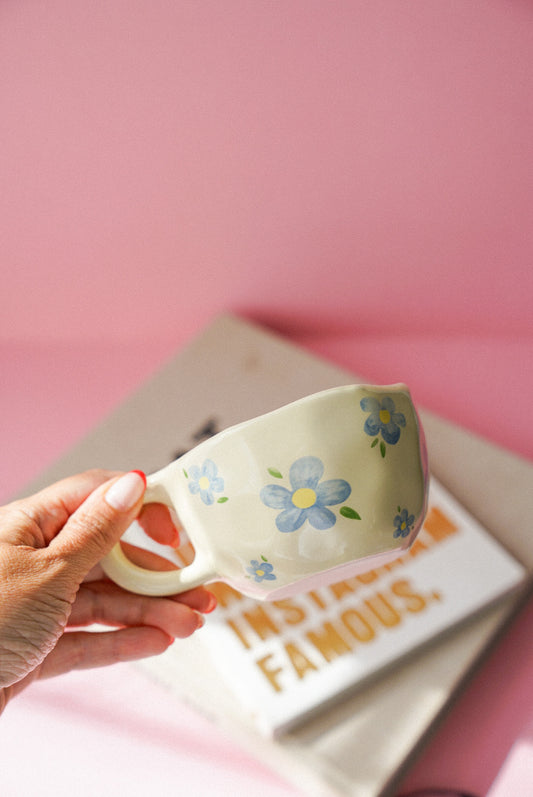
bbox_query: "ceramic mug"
[102,384,429,600]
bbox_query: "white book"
[145,478,526,736]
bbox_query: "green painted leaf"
[261,555,268,562]
[217,496,229,503]
[371,438,379,448]
[268,467,283,478]
[183,469,188,478]
[380,441,386,458]
[397,506,401,513]
[340,506,361,520]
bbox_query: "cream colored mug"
[102,384,429,600]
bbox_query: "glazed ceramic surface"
[102,384,429,600]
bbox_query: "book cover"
[139,478,525,736]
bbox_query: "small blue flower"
[260,456,351,533]
[360,396,406,445]
[393,508,415,538]
[188,459,224,505]
[247,559,277,583]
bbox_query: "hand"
[0,469,216,713]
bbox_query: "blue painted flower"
[247,559,277,583]
[360,396,406,445]
[393,508,415,538]
[188,459,224,505]
[260,456,351,533]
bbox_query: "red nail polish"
[131,470,147,487]
[105,471,146,511]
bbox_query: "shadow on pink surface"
[397,595,533,795]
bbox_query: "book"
[176,478,524,736]
[19,315,533,797]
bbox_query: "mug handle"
[101,476,217,597]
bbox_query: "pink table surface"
[0,333,532,797]
[1,2,532,794]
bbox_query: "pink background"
[1,2,532,795]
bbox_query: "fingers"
[50,580,218,679]
[47,471,147,581]
[138,503,181,547]
[68,580,209,638]
[37,627,174,679]
[171,587,217,614]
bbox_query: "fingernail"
[204,593,218,614]
[195,612,206,629]
[105,471,146,511]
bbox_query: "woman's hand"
[0,469,215,713]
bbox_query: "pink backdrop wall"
[1,0,532,344]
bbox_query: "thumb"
[49,471,147,580]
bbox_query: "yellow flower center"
[379,409,391,425]
[199,476,210,490]
[292,487,317,509]
[401,521,406,530]
[256,569,265,577]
